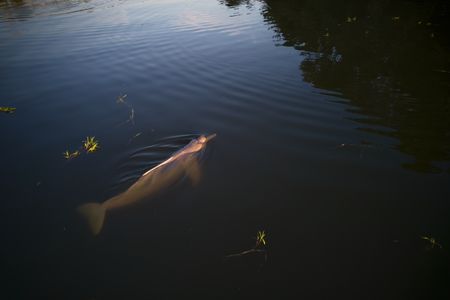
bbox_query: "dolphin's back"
[78,134,213,235]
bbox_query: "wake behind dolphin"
[78,134,216,235]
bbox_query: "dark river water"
[1,0,449,298]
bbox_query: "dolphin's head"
[180,134,217,155]
[198,133,217,144]
[196,134,217,150]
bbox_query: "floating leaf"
[0,106,16,113]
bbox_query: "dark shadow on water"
[223,0,450,173]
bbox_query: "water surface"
[1,0,449,298]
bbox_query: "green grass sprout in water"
[63,137,100,160]
[63,150,81,160]
[256,230,267,248]
[0,107,16,113]
[421,236,443,249]
[83,136,100,153]
[226,230,268,263]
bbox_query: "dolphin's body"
[78,134,216,235]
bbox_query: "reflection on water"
[226,0,450,173]
[1,0,450,299]
[0,0,94,18]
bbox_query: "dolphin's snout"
[205,133,217,142]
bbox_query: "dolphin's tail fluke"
[77,203,106,235]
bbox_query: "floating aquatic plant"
[62,136,100,160]
[0,106,16,113]
[86,142,100,153]
[256,230,267,247]
[128,107,135,125]
[83,136,100,153]
[421,236,442,249]
[63,150,81,160]
[116,93,128,104]
[116,93,135,126]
